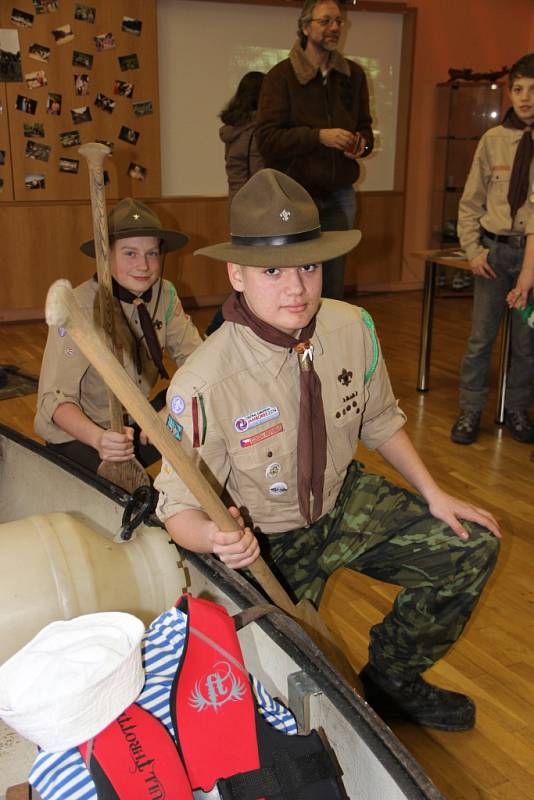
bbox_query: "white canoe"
[0,425,444,800]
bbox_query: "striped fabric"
[30,606,297,800]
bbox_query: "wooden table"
[413,249,511,424]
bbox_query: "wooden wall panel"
[0,193,406,320]
[0,0,159,201]
[0,84,13,200]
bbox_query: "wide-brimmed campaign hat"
[81,197,188,257]
[195,169,361,267]
[0,612,145,752]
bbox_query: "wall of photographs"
[0,0,159,200]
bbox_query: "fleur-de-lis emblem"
[133,213,140,220]
[280,209,291,222]
[154,319,162,330]
[338,368,353,386]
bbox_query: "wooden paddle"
[78,142,149,494]
[45,279,360,689]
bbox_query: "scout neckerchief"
[223,291,327,524]
[502,107,534,225]
[110,276,169,379]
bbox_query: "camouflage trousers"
[262,461,500,681]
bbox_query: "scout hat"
[195,168,361,267]
[81,197,188,257]
[0,612,145,752]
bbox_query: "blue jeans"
[312,188,357,299]
[459,235,534,412]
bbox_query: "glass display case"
[431,80,507,291]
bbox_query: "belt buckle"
[193,786,223,800]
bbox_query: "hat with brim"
[0,612,145,752]
[195,168,361,267]
[81,197,188,257]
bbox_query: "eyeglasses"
[310,16,345,27]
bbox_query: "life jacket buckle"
[193,786,223,800]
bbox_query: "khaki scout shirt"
[35,277,202,444]
[458,124,534,260]
[155,300,406,535]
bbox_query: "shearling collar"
[289,39,350,85]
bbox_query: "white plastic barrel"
[0,512,189,664]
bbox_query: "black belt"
[481,228,526,248]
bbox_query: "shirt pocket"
[326,383,364,476]
[228,424,298,504]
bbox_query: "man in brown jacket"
[156,169,501,733]
[255,0,373,300]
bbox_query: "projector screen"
[157,0,403,196]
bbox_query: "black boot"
[359,663,475,731]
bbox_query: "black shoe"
[359,664,476,731]
[451,409,481,445]
[504,410,534,444]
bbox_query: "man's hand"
[427,488,501,541]
[319,128,356,151]
[208,506,260,569]
[96,426,135,461]
[507,270,534,309]
[470,251,496,279]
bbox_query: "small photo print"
[74,73,89,95]
[59,129,80,148]
[118,53,139,72]
[25,173,46,189]
[113,79,133,98]
[128,162,146,181]
[24,121,44,137]
[74,4,95,23]
[95,137,113,152]
[28,42,50,62]
[25,69,47,89]
[0,177,4,193]
[0,29,23,82]
[133,100,153,117]
[94,32,115,51]
[16,95,37,115]
[71,105,92,124]
[52,24,74,45]
[121,17,142,36]
[25,139,51,161]
[0,149,5,165]
[94,92,115,113]
[59,157,79,173]
[11,8,34,27]
[46,92,61,115]
[72,50,93,69]
[33,0,58,12]
[118,125,139,145]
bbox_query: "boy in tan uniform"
[35,198,201,471]
[155,169,501,731]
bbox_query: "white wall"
[157,0,403,196]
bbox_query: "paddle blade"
[97,457,150,495]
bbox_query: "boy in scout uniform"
[35,198,202,471]
[155,169,501,731]
[451,52,534,445]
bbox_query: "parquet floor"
[1,291,533,800]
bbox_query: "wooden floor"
[1,291,533,800]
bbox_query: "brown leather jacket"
[256,41,373,195]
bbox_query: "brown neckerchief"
[502,107,534,225]
[223,291,327,524]
[94,275,169,380]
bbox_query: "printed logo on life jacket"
[189,660,246,712]
[117,712,166,798]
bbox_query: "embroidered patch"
[265,462,281,480]
[269,481,288,495]
[64,345,74,357]
[240,422,283,448]
[170,395,185,415]
[189,662,246,712]
[234,405,279,433]
[338,368,353,386]
[57,326,66,337]
[166,414,183,441]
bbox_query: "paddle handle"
[78,142,123,432]
[45,280,297,616]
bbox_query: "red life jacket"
[80,594,345,799]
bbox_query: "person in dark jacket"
[256,0,373,299]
